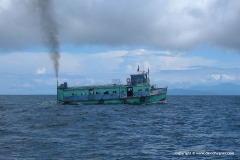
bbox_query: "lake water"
[0,95,239,159]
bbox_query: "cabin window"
[131,74,148,85]
[72,93,77,96]
[104,91,109,94]
[112,91,117,94]
[138,89,142,92]
[96,92,101,94]
[145,88,149,91]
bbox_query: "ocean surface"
[0,95,239,159]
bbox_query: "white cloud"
[120,50,217,72]
[222,74,235,81]
[0,52,52,74]
[210,74,221,80]
[0,49,218,75]
[1,49,240,94]
[210,74,235,81]
[36,67,46,74]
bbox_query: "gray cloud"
[0,0,240,51]
[0,0,42,50]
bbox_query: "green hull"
[58,93,167,105]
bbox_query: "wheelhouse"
[129,72,149,85]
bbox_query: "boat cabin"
[129,72,149,85]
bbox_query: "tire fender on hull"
[99,99,104,104]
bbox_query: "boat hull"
[58,89,167,105]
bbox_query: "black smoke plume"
[35,0,60,78]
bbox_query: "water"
[0,95,239,159]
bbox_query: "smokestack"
[35,0,60,78]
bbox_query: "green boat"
[57,68,167,105]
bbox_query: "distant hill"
[168,83,240,95]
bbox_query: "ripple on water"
[0,95,239,159]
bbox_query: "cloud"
[0,0,240,51]
[0,0,12,10]
[0,49,218,75]
[36,67,46,74]
[1,49,240,94]
[1,49,235,79]
[210,74,235,81]
[0,0,42,50]
[120,49,217,72]
[0,52,52,74]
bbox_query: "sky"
[0,0,240,94]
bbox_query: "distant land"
[168,83,240,95]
